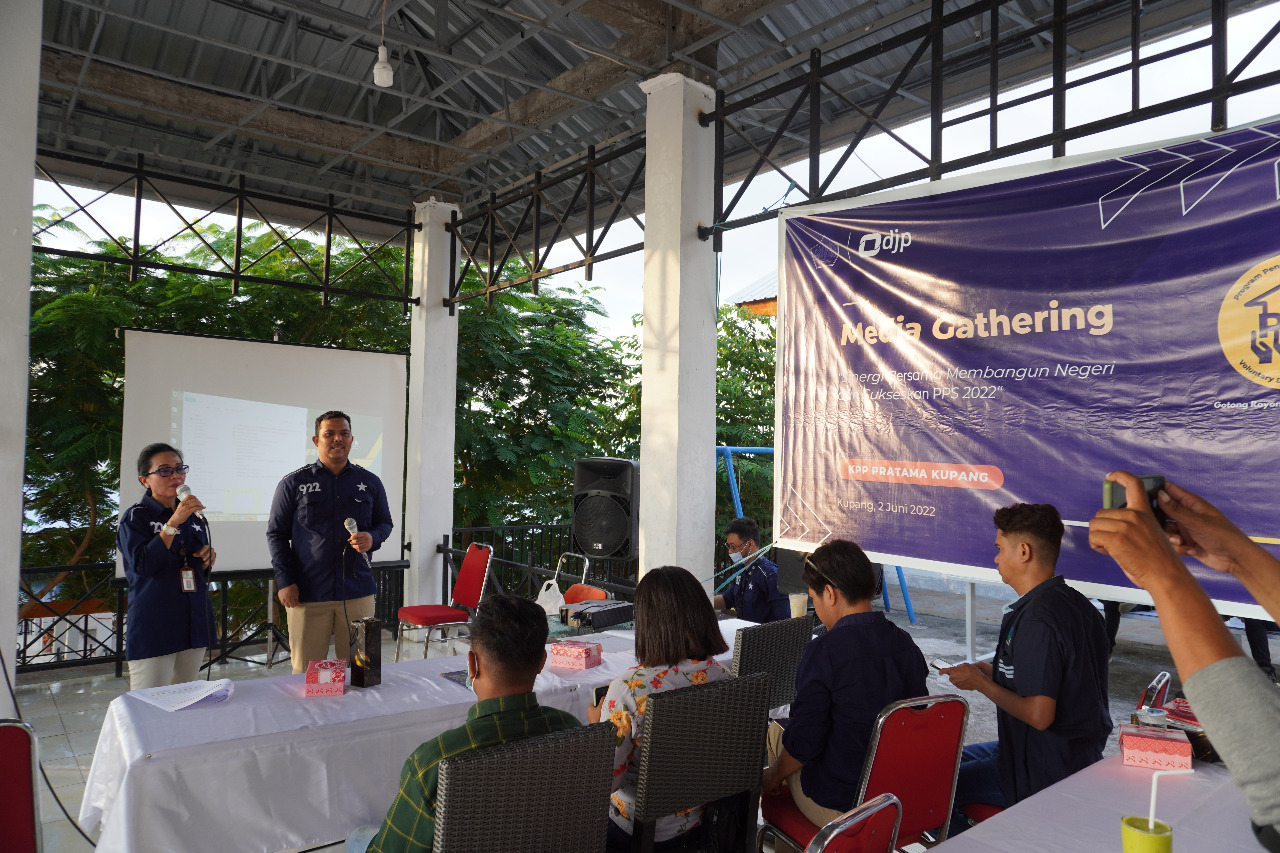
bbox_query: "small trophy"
[350,617,382,688]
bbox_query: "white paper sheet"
[129,678,234,712]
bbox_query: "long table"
[934,754,1259,852]
[80,619,752,853]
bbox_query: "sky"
[32,4,1280,339]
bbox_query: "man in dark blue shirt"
[761,538,928,825]
[713,517,789,623]
[267,411,394,674]
[943,503,1111,835]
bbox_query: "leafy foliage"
[25,205,779,616]
[454,273,630,528]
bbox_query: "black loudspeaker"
[572,458,639,561]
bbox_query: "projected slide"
[171,393,387,522]
[121,331,406,574]
[776,118,1280,609]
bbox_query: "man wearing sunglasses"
[267,410,394,674]
[713,516,789,623]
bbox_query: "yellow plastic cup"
[789,593,808,618]
[1121,816,1172,853]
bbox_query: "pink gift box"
[1119,723,1192,770]
[547,640,603,670]
[305,659,347,697]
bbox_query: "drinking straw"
[1149,768,1194,830]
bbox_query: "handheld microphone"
[176,484,205,520]
[344,517,373,569]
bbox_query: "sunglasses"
[146,465,190,478]
[803,557,830,591]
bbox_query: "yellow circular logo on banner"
[1219,255,1280,389]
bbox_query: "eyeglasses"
[146,465,190,478]
[726,540,748,553]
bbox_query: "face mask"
[729,551,745,564]
[466,653,477,693]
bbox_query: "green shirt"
[369,692,580,853]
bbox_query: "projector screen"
[119,330,407,574]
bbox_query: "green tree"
[603,305,777,548]
[714,306,776,544]
[454,271,629,528]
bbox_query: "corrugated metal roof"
[725,269,778,305]
[36,0,1272,227]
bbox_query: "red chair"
[556,552,609,605]
[1137,671,1172,712]
[0,719,41,853]
[758,694,968,853]
[805,793,901,853]
[395,543,493,661]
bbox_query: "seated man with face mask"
[713,516,790,623]
[348,595,579,853]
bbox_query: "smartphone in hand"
[1103,474,1168,527]
[592,684,610,706]
[930,658,955,671]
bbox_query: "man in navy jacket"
[267,411,393,673]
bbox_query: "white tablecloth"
[934,754,1259,852]
[80,619,753,853]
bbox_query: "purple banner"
[778,120,1280,605]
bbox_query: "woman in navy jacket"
[117,443,217,689]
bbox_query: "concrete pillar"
[404,200,459,608]
[0,0,40,716]
[637,73,718,590]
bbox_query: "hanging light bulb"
[372,0,393,88]
[373,44,394,87]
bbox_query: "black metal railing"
[447,524,639,600]
[16,561,408,676]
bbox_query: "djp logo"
[857,229,912,258]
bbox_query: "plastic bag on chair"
[536,579,564,615]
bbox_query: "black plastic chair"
[434,721,616,853]
[612,671,772,853]
[731,615,816,710]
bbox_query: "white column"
[404,200,459,608]
[637,73,718,590]
[0,0,40,716]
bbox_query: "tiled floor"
[13,591,1275,853]
[15,634,418,853]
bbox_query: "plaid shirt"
[369,692,580,853]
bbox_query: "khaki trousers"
[285,595,375,674]
[129,647,208,691]
[768,720,846,828]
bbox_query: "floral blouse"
[602,657,730,842]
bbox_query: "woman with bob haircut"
[762,539,928,826]
[117,442,218,690]
[589,565,730,848]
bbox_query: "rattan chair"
[611,671,771,853]
[731,615,816,710]
[434,721,616,853]
[0,719,41,853]
[804,793,901,853]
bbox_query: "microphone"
[176,484,205,520]
[345,517,372,569]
